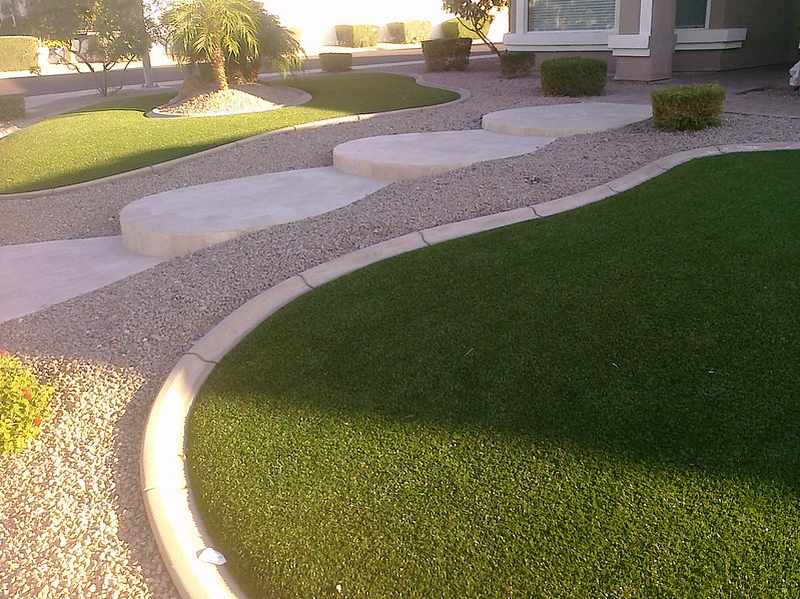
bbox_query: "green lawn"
[0,73,458,194]
[188,151,800,598]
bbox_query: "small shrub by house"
[500,52,533,79]
[441,18,489,40]
[541,57,608,97]
[386,20,432,44]
[335,24,379,48]
[652,84,726,131]
[422,38,472,72]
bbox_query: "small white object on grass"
[198,547,227,566]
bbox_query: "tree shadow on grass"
[200,151,800,498]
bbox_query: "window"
[528,0,616,32]
[675,0,709,28]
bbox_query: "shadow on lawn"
[206,151,800,496]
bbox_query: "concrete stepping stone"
[0,237,163,323]
[482,102,653,137]
[333,130,555,181]
[120,167,387,258]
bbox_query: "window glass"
[528,0,616,32]
[676,0,709,28]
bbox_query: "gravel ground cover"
[2,60,800,597]
[3,62,800,246]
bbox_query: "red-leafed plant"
[1,354,53,454]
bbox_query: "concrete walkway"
[333,130,555,181]
[1,101,653,323]
[483,103,653,136]
[121,168,387,258]
[0,237,163,321]
[122,102,651,259]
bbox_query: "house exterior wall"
[506,0,799,78]
[674,0,799,71]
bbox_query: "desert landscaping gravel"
[2,59,800,597]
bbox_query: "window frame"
[525,0,619,34]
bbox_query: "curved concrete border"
[142,141,800,599]
[0,74,470,201]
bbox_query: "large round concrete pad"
[121,167,387,257]
[333,130,555,181]
[482,102,654,137]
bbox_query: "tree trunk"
[210,48,228,91]
[142,46,158,88]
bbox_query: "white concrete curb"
[141,141,800,599]
[0,74,469,201]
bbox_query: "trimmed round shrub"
[0,94,25,120]
[319,52,352,73]
[0,36,39,72]
[1,354,53,454]
[335,24,379,48]
[441,18,489,41]
[500,51,534,79]
[386,20,433,44]
[422,38,472,72]
[540,57,608,97]
[652,84,726,131]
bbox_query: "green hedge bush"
[500,51,533,79]
[335,24,379,48]
[441,19,490,40]
[652,84,726,131]
[1,354,53,454]
[422,38,472,72]
[386,20,433,44]
[0,94,25,120]
[319,52,352,73]
[540,57,608,96]
[0,36,39,72]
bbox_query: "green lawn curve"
[0,73,458,194]
[188,151,800,598]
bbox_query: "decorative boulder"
[790,61,800,88]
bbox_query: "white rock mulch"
[149,83,310,118]
[2,59,800,597]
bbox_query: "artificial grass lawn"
[188,151,800,598]
[0,73,458,194]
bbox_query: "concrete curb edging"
[141,141,800,599]
[0,74,470,201]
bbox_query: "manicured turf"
[0,73,458,194]
[188,151,800,598]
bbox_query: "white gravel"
[2,59,800,597]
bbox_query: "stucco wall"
[674,0,799,71]
[262,0,508,52]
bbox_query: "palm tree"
[165,0,259,91]
[226,4,305,83]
